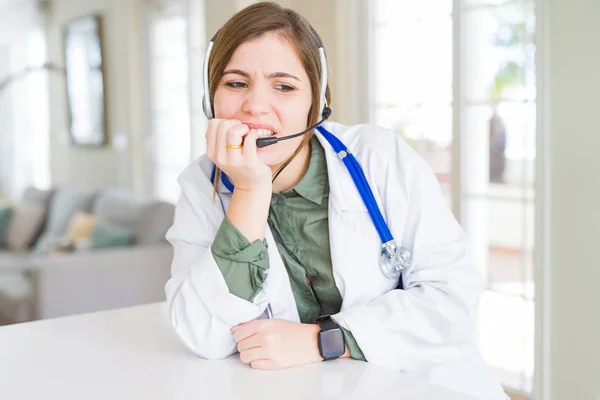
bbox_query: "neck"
[271,140,311,193]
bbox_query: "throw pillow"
[90,220,134,249]
[34,212,99,254]
[5,204,46,251]
[0,206,13,247]
[66,211,97,242]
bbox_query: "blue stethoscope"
[210,125,412,283]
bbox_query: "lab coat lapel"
[262,222,301,322]
[315,132,395,309]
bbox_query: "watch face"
[319,329,345,359]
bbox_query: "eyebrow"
[222,69,300,81]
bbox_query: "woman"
[165,2,507,399]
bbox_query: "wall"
[538,0,600,398]
[46,0,146,194]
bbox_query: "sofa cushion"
[92,190,174,245]
[0,206,12,247]
[0,250,31,267]
[21,187,54,207]
[0,270,32,324]
[0,250,33,323]
[38,188,97,241]
[5,204,46,251]
[19,187,55,246]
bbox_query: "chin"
[257,151,285,169]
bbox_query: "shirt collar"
[283,136,328,205]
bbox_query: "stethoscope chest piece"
[379,241,412,280]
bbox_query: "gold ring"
[226,143,243,150]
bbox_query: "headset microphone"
[255,106,332,148]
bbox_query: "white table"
[0,302,477,399]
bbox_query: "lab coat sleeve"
[164,176,270,360]
[331,156,485,373]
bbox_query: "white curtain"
[0,0,50,200]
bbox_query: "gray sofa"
[0,187,175,324]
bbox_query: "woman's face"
[213,32,313,168]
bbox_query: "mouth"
[248,128,276,138]
[243,123,279,139]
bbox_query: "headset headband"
[202,30,328,120]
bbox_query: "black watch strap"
[316,315,339,330]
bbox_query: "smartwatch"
[315,315,345,361]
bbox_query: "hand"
[205,119,272,192]
[231,319,323,370]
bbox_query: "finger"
[215,120,241,167]
[250,360,276,370]
[242,131,258,161]
[226,123,247,147]
[226,124,249,166]
[239,347,268,365]
[232,320,262,343]
[205,119,220,162]
[237,333,263,353]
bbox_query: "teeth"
[249,128,274,138]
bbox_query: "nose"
[242,80,272,116]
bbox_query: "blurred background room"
[0,1,598,399]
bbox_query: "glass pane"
[372,15,452,106]
[373,104,452,202]
[463,0,528,8]
[152,84,189,114]
[463,2,536,103]
[152,57,189,94]
[463,102,535,192]
[153,115,191,165]
[151,17,187,58]
[487,199,534,297]
[477,291,534,393]
[370,5,453,206]
[462,105,492,195]
[491,102,536,188]
[373,0,452,24]
[149,5,192,201]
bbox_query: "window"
[369,0,536,393]
[0,18,50,199]
[462,1,536,392]
[369,0,453,204]
[146,0,207,204]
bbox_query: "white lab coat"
[165,121,508,400]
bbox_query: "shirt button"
[292,248,298,254]
[258,251,266,260]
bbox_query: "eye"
[275,84,295,93]
[225,81,248,89]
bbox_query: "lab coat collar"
[314,125,368,213]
